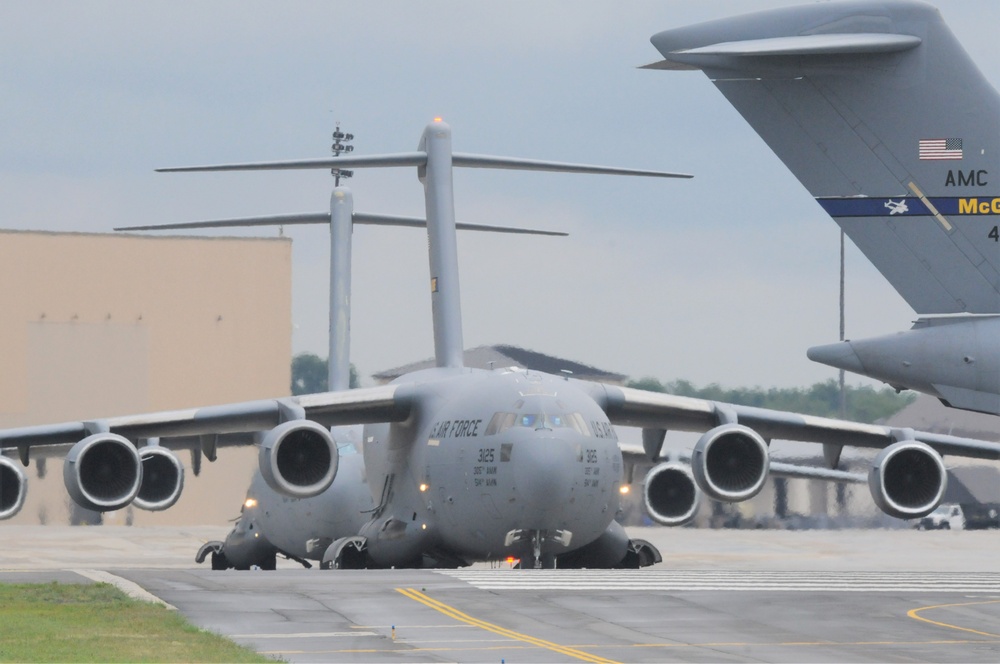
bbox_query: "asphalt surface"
[2,525,999,663]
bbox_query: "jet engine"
[133,447,185,512]
[63,433,142,512]
[642,462,701,526]
[691,424,769,502]
[868,440,946,519]
[258,420,338,499]
[0,456,27,520]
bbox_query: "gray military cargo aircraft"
[120,140,871,569]
[645,0,1000,416]
[4,119,1000,570]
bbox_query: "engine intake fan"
[692,424,769,502]
[259,420,339,498]
[0,456,27,520]
[643,462,701,526]
[63,433,141,512]
[869,440,946,519]
[134,447,185,511]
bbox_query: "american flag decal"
[919,138,963,160]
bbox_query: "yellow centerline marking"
[908,599,1000,638]
[259,637,995,657]
[396,587,618,664]
[264,594,1000,659]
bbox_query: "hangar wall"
[0,230,292,526]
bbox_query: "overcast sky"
[2,1,996,388]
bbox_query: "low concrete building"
[373,344,627,384]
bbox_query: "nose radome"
[807,340,866,374]
[511,436,578,521]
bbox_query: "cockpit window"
[485,412,518,436]
[568,412,590,436]
[485,411,590,436]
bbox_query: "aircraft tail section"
[650,0,1000,314]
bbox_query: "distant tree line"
[291,353,359,395]
[290,353,914,423]
[625,377,915,424]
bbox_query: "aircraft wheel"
[211,550,230,571]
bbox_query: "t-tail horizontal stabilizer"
[116,212,568,237]
[158,119,688,372]
[157,153,692,180]
[648,0,1000,315]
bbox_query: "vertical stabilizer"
[418,120,465,369]
[650,0,1000,314]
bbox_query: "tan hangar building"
[0,230,292,526]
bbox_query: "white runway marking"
[439,569,1000,593]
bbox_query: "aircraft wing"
[591,384,1000,461]
[0,385,409,452]
[0,384,413,518]
[619,447,865,484]
[766,461,865,484]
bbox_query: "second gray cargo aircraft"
[646,0,1000,416]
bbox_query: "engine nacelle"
[869,440,947,519]
[133,447,185,512]
[0,456,27,520]
[63,433,142,512]
[643,462,701,526]
[691,424,769,503]
[259,420,339,499]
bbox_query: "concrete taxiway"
[1,526,999,662]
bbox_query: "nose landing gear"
[505,528,573,569]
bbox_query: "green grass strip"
[0,582,273,663]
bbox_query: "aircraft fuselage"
[808,315,1000,415]
[359,366,623,566]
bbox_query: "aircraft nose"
[807,340,866,374]
[511,435,577,517]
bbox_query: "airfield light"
[421,523,427,530]
[244,498,258,509]
[619,485,630,495]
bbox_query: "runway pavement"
[1,525,999,662]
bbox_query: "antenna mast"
[328,123,355,391]
[331,124,354,186]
